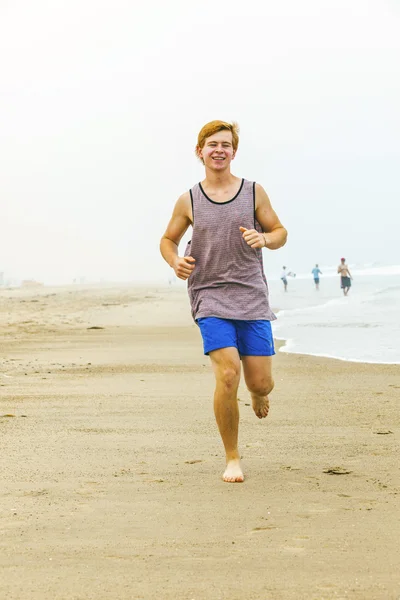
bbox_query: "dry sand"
[1,285,399,600]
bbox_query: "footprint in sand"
[323,467,352,475]
[23,489,49,497]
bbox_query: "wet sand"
[1,285,399,600]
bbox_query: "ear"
[196,145,203,159]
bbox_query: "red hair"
[196,120,239,161]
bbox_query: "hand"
[173,256,196,280]
[239,227,267,249]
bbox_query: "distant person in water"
[312,264,322,290]
[281,267,288,291]
[338,258,352,295]
[281,266,295,292]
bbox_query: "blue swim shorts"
[197,317,275,356]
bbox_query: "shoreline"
[275,337,400,366]
[271,277,400,366]
[1,284,396,367]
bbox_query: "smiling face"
[197,130,236,172]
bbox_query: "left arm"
[240,183,287,249]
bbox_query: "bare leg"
[242,356,274,419]
[209,347,243,483]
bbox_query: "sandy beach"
[1,285,399,600]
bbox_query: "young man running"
[160,121,287,483]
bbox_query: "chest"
[200,184,240,203]
[193,197,255,234]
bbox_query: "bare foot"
[223,459,244,483]
[252,394,269,419]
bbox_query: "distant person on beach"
[281,266,295,292]
[281,266,288,291]
[312,264,322,290]
[160,120,287,483]
[338,258,352,295]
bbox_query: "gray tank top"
[185,178,276,322]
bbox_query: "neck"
[203,167,236,188]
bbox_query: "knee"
[247,377,274,397]
[218,366,240,391]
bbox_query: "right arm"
[160,192,196,280]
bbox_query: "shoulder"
[172,191,192,220]
[254,183,269,196]
[254,183,272,209]
[176,191,191,207]
[178,190,191,202]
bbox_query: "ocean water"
[267,266,400,364]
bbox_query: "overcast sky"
[1,0,399,284]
